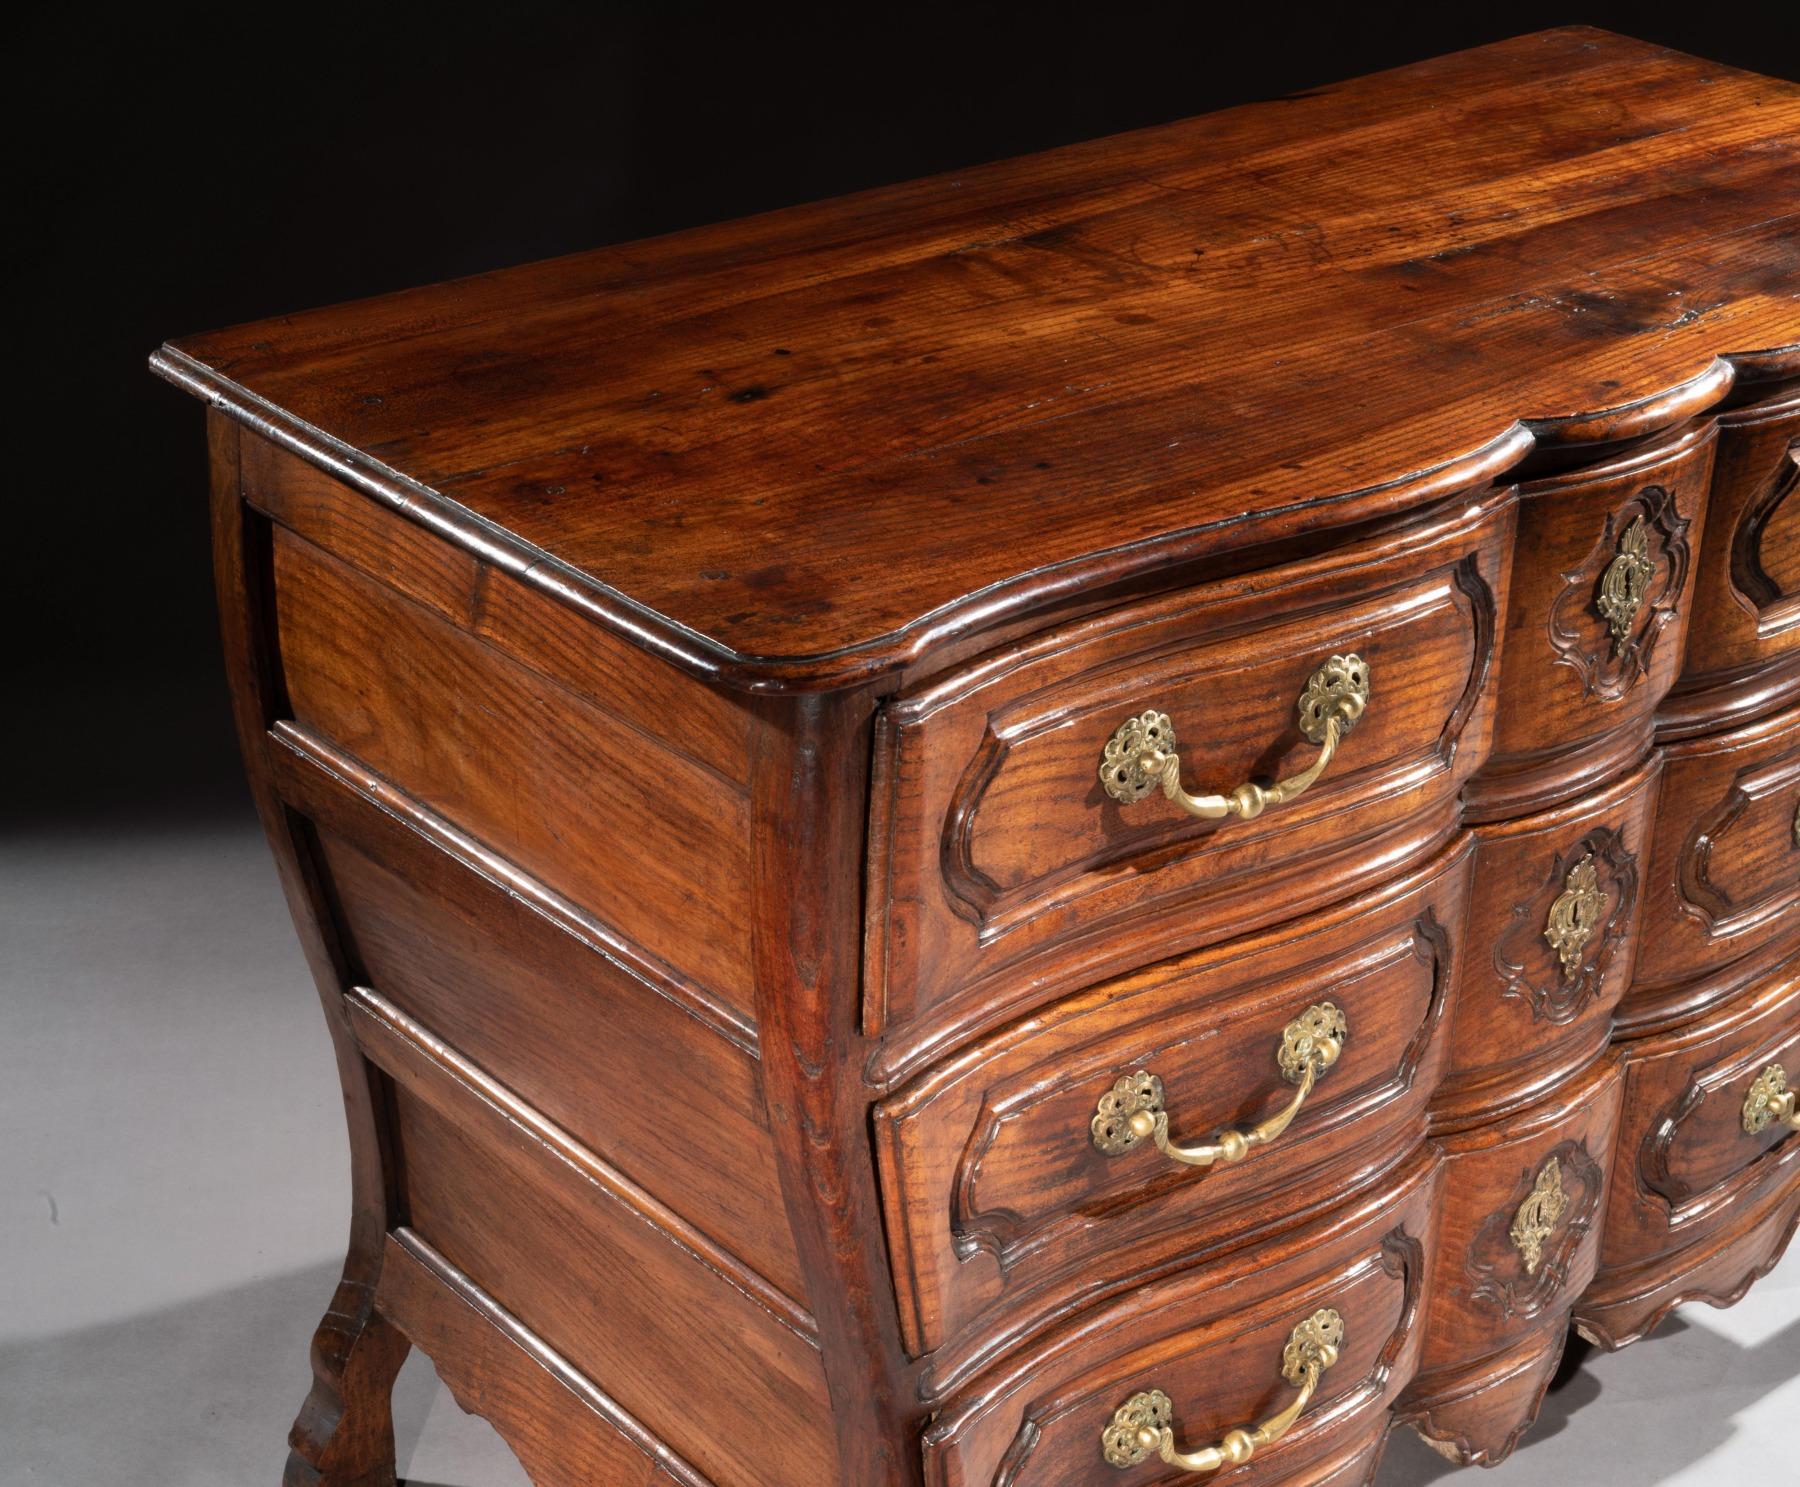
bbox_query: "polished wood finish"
[157,27,1798,692]
[155,28,1798,1487]
[865,496,1507,1071]
[1463,430,1710,819]
[1402,1055,1625,1465]
[1622,699,1800,1017]
[1660,391,1800,734]
[1576,964,1800,1351]
[877,843,1470,1372]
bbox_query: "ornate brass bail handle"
[1091,1004,1347,1167]
[1742,1064,1800,1136]
[1102,1309,1345,1473]
[1099,655,1371,821]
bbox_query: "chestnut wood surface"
[1463,427,1711,819]
[866,493,1509,1067]
[155,27,1800,1487]
[1402,1055,1625,1466]
[877,842,1470,1375]
[1433,758,1660,1124]
[1623,699,1800,1006]
[1660,390,1800,733]
[921,1154,1438,1487]
[154,27,1799,690]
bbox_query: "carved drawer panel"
[865,492,1510,1079]
[1401,1055,1623,1467]
[876,842,1471,1373]
[1433,756,1660,1124]
[1466,424,1714,819]
[1662,388,1800,734]
[919,1152,1437,1487]
[1623,699,1800,1015]
[1578,963,1800,1350]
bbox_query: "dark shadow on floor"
[1376,1313,1800,1484]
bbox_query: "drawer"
[1465,424,1713,819]
[1589,964,1800,1296]
[877,841,1472,1374]
[1661,388,1800,735]
[1622,699,1800,1012]
[1401,1055,1624,1466]
[1432,755,1660,1124]
[865,491,1511,1076]
[919,1151,1437,1487]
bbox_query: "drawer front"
[919,1153,1437,1487]
[1597,965,1800,1277]
[1414,1056,1623,1383]
[1467,426,1713,818]
[866,493,1510,1075]
[1433,756,1660,1123]
[1665,390,1800,725]
[1624,700,1800,1005]
[877,842,1471,1372]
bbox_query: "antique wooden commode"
[154,27,1798,1486]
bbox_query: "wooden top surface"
[156,27,1800,691]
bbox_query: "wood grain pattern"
[1660,389,1800,733]
[310,817,802,1302]
[1624,700,1800,1001]
[1400,1057,1623,1466]
[1590,964,1800,1288]
[376,1233,710,1487]
[154,29,1800,690]
[1464,426,1711,819]
[920,1153,1438,1487]
[1433,758,1660,1125]
[378,1033,839,1487]
[155,29,1800,1487]
[876,843,1470,1375]
[270,526,756,1022]
[866,492,1509,1072]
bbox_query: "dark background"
[14,1,1796,825]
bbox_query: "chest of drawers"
[153,26,1799,1487]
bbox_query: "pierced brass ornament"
[1098,655,1369,820]
[1509,1156,1570,1276]
[1091,1004,1346,1166]
[1544,853,1609,979]
[1102,1310,1344,1473]
[1596,515,1656,652]
[1742,1064,1799,1136]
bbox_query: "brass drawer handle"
[1102,1308,1344,1472]
[1099,655,1370,820]
[1743,1064,1800,1135]
[1091,1003,1346,1166]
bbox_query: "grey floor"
[3,805,1795,1485]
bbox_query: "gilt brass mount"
[1742,1064,1799,1136]
[1102,1309,1344,1473]
[1544,853,1608,978]
[1099,655,1370,820]
[1091,1003,1346,1166]
[1508,1156,1570,1276]
[1596,515,1655,651]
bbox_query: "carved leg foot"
[283,1276,412,1487]
[1402,1329,1566,1468]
